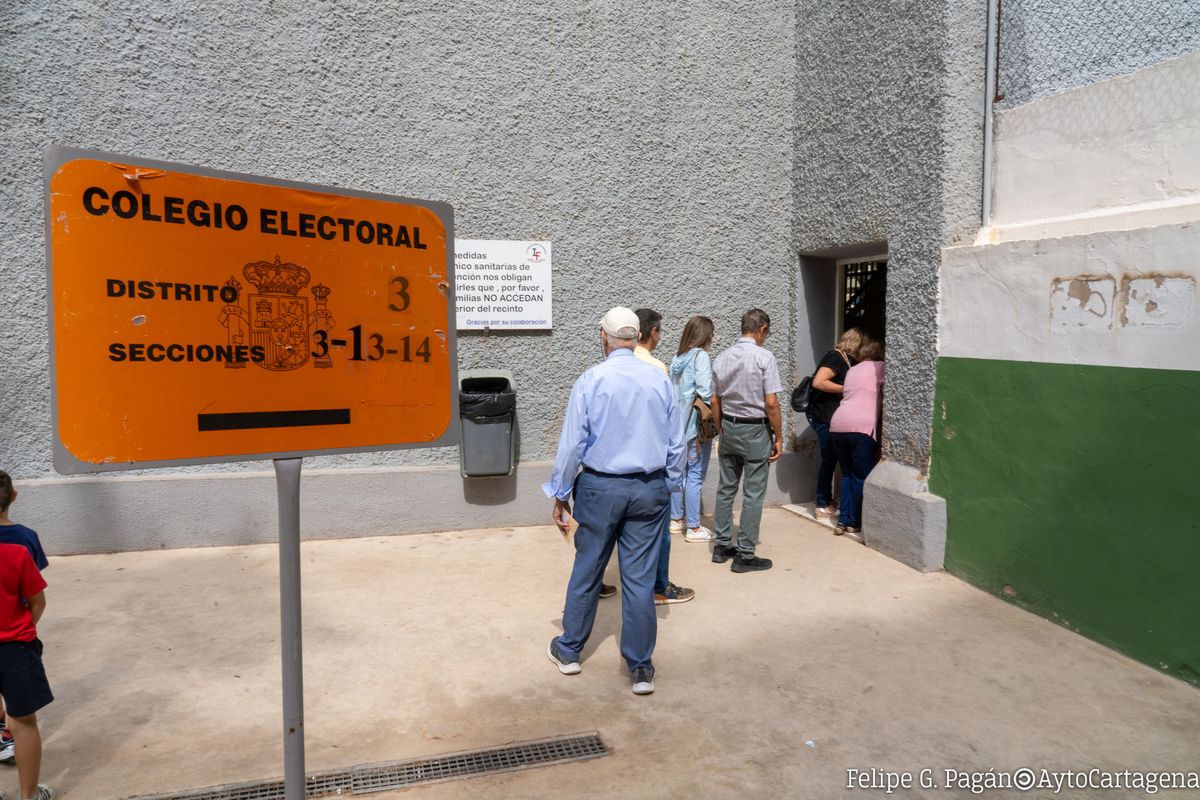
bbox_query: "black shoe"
[599,582,617,599]
[731,554,773,573]
[711,544,737,564]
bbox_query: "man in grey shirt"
[710,308,784,572]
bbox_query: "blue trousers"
[560,470,668,672]
[832,432,876,528]
[655,511,671,595]
[807,417,837,508]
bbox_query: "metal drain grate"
[125,732,606,799]
[352,732,608,793]
[126,767,351,800]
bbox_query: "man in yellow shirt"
[634,309,695,606]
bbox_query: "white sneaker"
[547,638,581,675]
[668,518,685,535]
[684,525,714,542]
[631,667,655,695]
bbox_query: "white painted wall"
[943,49,1200,372]
[941,223,1200,371]
[988,51,1200,238]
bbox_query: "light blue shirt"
[542,348,686,501]
[668,348,713,442]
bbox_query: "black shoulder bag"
[791,374,814,413]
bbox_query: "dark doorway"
[838,258,887,342]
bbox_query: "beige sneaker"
[669,518,685,535]
[814,505,838,517]
[654,583,696,605]
[685,525,714,542]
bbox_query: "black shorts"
[0,639,53,718]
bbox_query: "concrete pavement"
[28,508,1200,799]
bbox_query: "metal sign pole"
[274,457,305,800]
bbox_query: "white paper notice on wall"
[454,239,552,330]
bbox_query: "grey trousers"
[714,420,772,555]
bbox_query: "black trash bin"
[459,376,517,477]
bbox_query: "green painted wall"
[930,357,1200,686]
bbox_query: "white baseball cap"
[599,306,639,340]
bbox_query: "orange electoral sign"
[46,148,457,472]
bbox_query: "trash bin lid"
[461,376,511,394]
[460,390,515,418]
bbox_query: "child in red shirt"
[0,472,53,800]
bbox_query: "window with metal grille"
[839,258,887,341]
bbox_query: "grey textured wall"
[793,0,987,472]
[1,1,797,481]
[998,0,1200,109]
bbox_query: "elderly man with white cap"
[544,306,685,695]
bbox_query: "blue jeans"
[654,511,671,595]
[559,470,668,672]
[831,432,876,528]
[807,417,836,508]
[670,438,713,528]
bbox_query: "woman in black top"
[806,328,862,517]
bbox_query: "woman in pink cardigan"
[829,334,884,535]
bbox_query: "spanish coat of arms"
[219,256,335,371]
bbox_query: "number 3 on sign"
[388,277,410,312]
